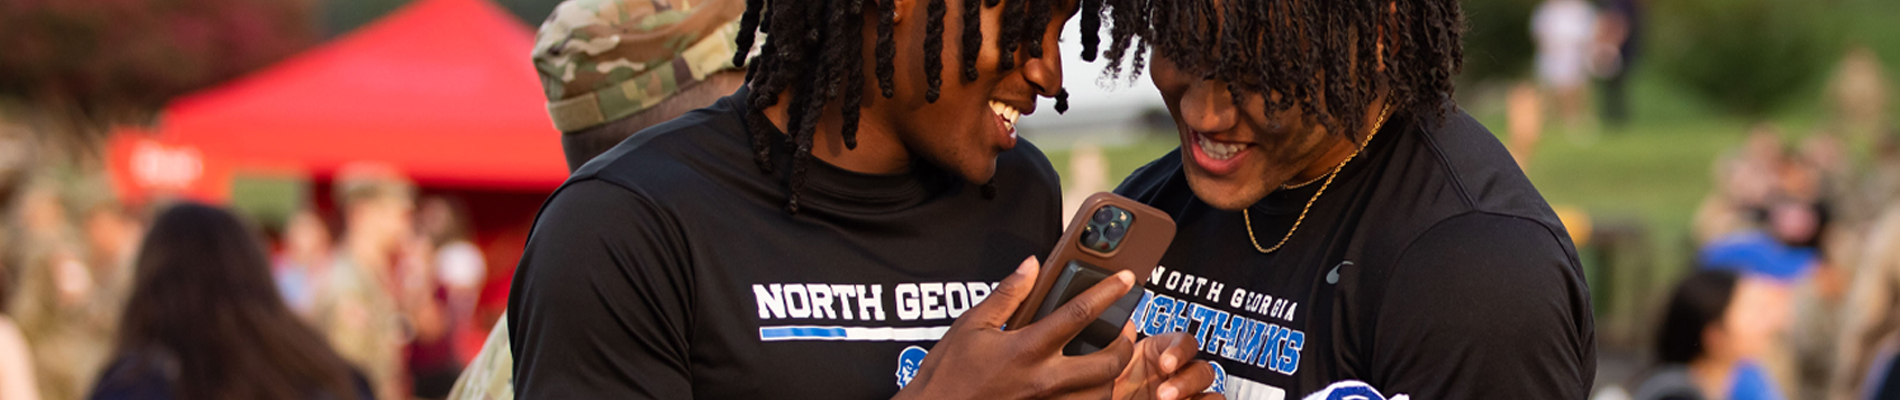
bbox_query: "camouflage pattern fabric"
[535,0,749,132]
[312,258,406,400]
[446,315,511,400]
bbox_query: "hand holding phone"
[1006,192,1176,355]
[891,193,1184,400]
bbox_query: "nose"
[1180,80,1236,133]
[1022,42,1063,98]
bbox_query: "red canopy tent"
[150,0,562,189]
[108,0,562,353]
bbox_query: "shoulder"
[1373,210,1588,325]
[995,139,1062,194]
[1374,211,1588,334]
[90,352,178,400]
[1388,212,1581,292]
[529,179,679,245]
[1114,148,1189,207]
[1359,212,1596,395]
[1408,105,1559,219]
[1361,104,1577,261]
[1373,212,1594,372]
[568,90,756,198]
[1391,105,1586,284]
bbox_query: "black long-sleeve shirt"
[1115,104,1597,399]
[507,88,1064,399]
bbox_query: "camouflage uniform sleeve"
[447,315,514,400]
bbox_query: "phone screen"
[1033,259,1145,355]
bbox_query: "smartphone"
[1005,192,1175,355]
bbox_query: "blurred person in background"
[8,180,110,400]
[417,197,481,336]
[1507,82,1545,171]
[274,208,334,319]
[1825,47,1890,141]
[0,310,38,400]
[1856,129,1900,224]
[313,163,416,400]
[1688,124,1858,400]
[1835,200,1900,400]
[1699,217,1814,400]
[0,244,40,400]
[445,0,747,397]
[88,202,370,400]
[1593,0,1641,128]
[1633,269,1782,400]
[1694,127,1780,245]
[78,200,140,314]
[1532,0,1598,131]
[401,196,477,399]
[9,240,111,400]
[1782,134,1855,400]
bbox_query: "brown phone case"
[1004,192,1176,331]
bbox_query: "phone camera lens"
[1080,226,1098,245]
[1092,208,1113,224]
[1106,224,1126,241]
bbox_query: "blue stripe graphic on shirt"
[757,325,953,341]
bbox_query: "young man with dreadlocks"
[1091,0,1597,398]
[507,0,1218,398]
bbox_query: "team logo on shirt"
[895,346,928,388]
[1299,381,1409,400]
[1131,266,1307,377]
[1206,361,1227,394]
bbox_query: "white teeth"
[989,100,1021,131]
[1197,133,1243,160]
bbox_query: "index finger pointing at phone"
[954,256,1042,330]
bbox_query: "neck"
[761,88,910,175]
[1688,356,1738,399]
[1288,92,1391,184]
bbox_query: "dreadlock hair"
[734,0,1066,213]
[1079,0,1465,143]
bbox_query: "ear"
[893,0,916,24]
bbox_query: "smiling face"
[1149,54,1354,211]
[1077,0,1466,211]
[876,0,1075,183]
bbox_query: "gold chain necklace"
[1278,170,1329,190]
[1245,107,1393,253]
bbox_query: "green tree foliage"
[1650,0,1844,118]
[1460,0,1540,85]
[0,0,317,131]
[322,0,564,37]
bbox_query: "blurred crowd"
[1530,0,1642,133]
[0,0,1892,397]
[0,160,487,400]
[1590,122,1900,400]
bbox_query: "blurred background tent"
[106,0,559,356]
